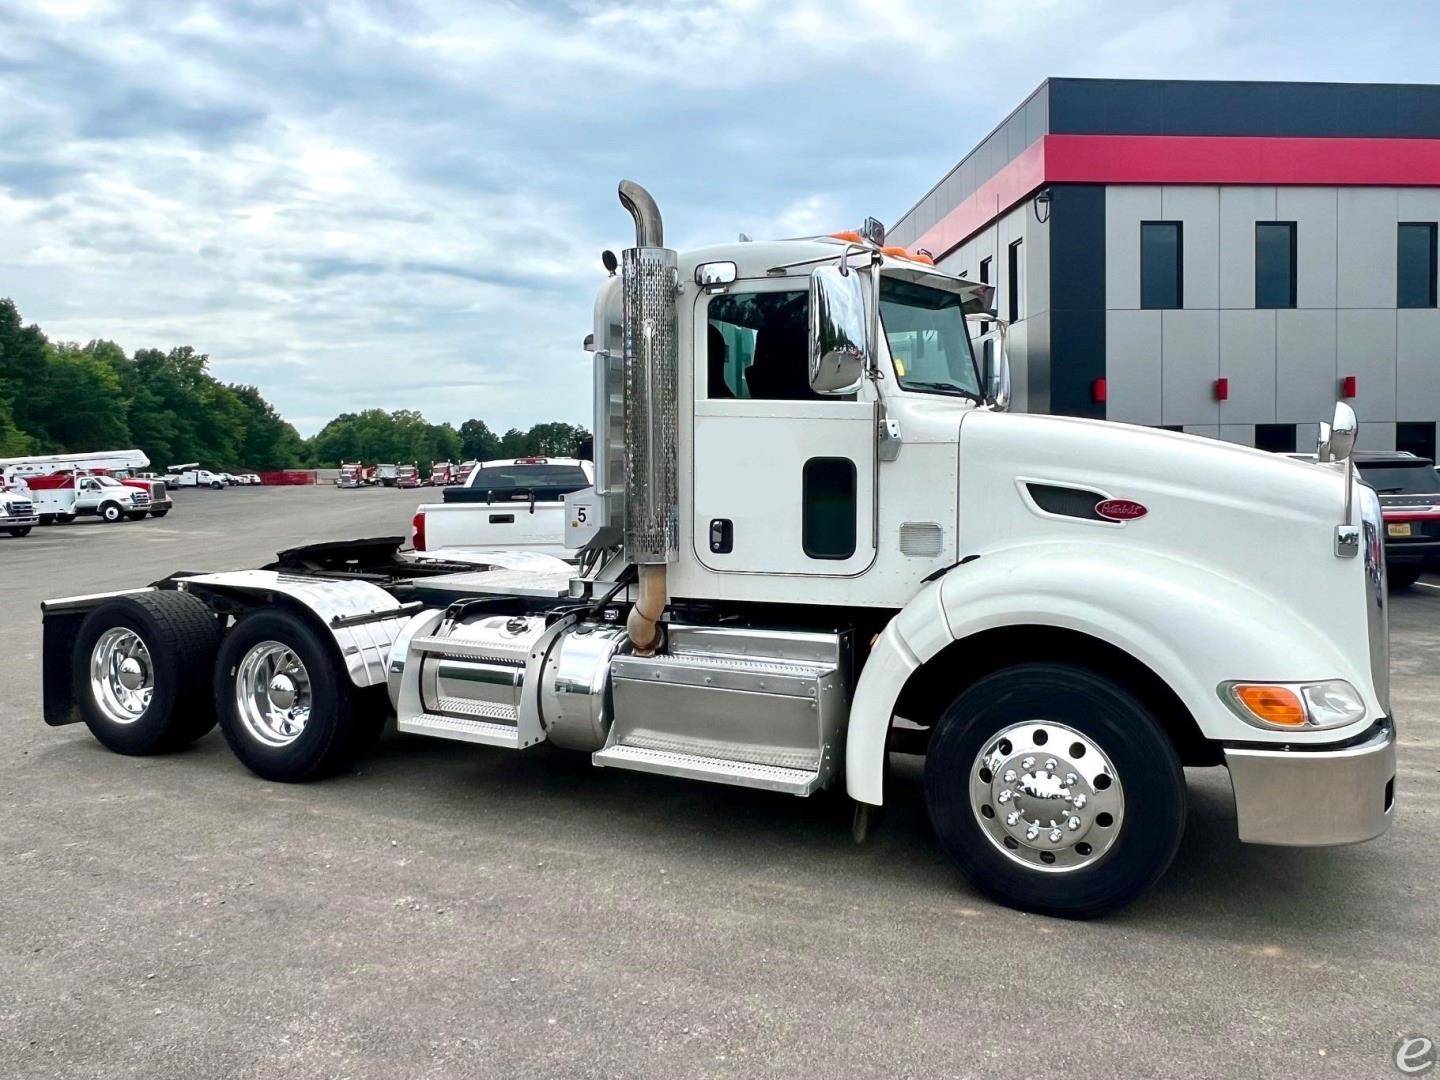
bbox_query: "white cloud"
[0,0,1437,433]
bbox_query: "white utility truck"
[1,481,38,536]
[38,183,1394,917]
[410,457,594,558]
[0,449,172,519]
[167,464,228,490]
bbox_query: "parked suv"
[1354,451,1440,587]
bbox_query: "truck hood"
[956,410,1356,607]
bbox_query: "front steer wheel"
[72,591,221,754]
[214,610,387,783]
[924,663,1186,920]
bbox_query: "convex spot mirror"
[1317,400,1358,462]
[808,264,868,395]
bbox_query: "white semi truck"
[38,182,1394,917]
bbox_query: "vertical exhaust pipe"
[617,181,678,655]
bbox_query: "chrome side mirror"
[990,351,1012,412]
[1317,401,1358,462]
[808,264,868,395]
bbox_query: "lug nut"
[1068,816,1082,831]
[997,790,1013,804]
[1003,770,1017,783]
[1006,811,1021,826]
[1026,826,1040,841]
[1073,794,1087,809]
[1049,829,1062,843]
[1045,758,1057,771]
[1065,773,1078,786]
[1021,757,1035,770]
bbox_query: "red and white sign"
[1095,499,1148,522]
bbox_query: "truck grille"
[6,499,33,516]
[131,492,150,506]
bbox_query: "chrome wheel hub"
[89,628,154,724]
[235,642,312,747]
[969,721,1124,872]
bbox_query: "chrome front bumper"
[1,512,39,528]
[1225,720,1396,846]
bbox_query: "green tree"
[39,343,131,450]
[0,298,53,446]
[459,418,501,461]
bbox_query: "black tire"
[99,501,124,523]
[125,511,148,522]
[72,592,221,755]
[150,507,171,518]
[214,610,386,782]
[56,513,76,524]
[924,662,1185,919]
[210,481,223,490]
[6,526,31,537]
[1388,566,1421,589]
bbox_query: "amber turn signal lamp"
[1232,684,1306,727]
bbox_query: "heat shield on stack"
[621,242,679,564]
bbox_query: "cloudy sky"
[1,0,1437,435]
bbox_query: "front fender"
[845,542,1382,806]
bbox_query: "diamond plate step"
[397,713,530,749]
[591,743,821,796]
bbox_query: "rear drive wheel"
[72,592,221,754]
[6,526,30,537]
[215,610,386,782]
[924,663,1185,919]
[99,502,124,523]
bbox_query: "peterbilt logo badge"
[1095,499,1148,522]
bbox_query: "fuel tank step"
[397,713,525,749]
[591,743,821,795]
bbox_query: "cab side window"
[707,290,824,401]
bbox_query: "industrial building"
[887,78,1440,458]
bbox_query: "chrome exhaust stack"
[617,181,679,654]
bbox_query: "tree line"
[0,297,589,471]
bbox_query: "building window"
[1255,423,1297,453]
[1140,221,1183,309]
[1255,223,1297,309]
[1397,421,1438,464]
[1398,223,1438,309]
[1007,239,1023,323]
[979,256,991,284]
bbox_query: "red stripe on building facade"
[913,134,1440,259]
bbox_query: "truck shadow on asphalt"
[38,722,1395,938]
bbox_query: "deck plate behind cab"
[406,566,576,600]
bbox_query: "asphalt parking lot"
[2,484,1437,1079]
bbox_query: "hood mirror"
[808,263,868,395]
[1317,401,1358,463]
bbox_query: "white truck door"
[692,280,876,577]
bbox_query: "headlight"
[1220,679,1367,731]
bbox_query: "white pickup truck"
[410,457,593,558]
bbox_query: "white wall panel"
[1275,310,1337,423]
[1218,424,1254,445]
[1105,310,1162,423]
[1337,309,1397,422]
[1337,188,1398,309]
[1162,186,1220,309]
[1219,186,1277,309]
[1161,310,1220,426]
[1219,309,1276,424]
[1105,186,1162,310]
[1277,187,1338,309]
[1397,309,1440,421]
[1360,421,1396,451]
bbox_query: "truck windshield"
[879,276,982,401]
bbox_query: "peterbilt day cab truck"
[38,182,1394,918]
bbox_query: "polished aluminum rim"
[969,721,1125,873]
[89,627,154,724]
[234,641,312,748]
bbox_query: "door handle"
[709,518,733,554]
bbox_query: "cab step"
[397,712,529,749]
[591,743,822,795]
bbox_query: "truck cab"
[39,181,1394,919]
